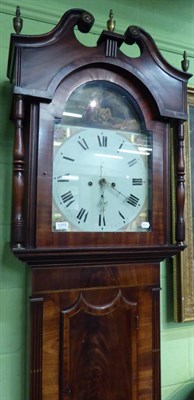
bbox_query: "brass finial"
[181,51,189,72]
[13,6,23,34]
[107,9,115,32]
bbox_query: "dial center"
[99,177,106,186]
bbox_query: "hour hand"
[100,178,133,204]
[100,178,125,197]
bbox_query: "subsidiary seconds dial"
[52,126,150,232]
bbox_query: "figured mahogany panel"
[60,291,138,400]
[31,262,160,294]
[38,284,159,400]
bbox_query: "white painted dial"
[52,126,150,232]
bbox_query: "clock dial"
[52,126,152,232]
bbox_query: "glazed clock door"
[51,80,152,234]
[35,69,168,249]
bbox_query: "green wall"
[0,1,194,399]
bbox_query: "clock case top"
[7,8,191,265]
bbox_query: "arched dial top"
[52,81,152,233]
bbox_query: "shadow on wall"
[165,384,194,400]
[184,389,194,400]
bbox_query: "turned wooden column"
[11,94,25,248]
[175,121,185,244]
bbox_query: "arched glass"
[52,81,152,233]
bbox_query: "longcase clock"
[7,8,191,400]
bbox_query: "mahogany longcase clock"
[7,9,191,400]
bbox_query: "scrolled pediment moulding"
[1,0,194,59]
